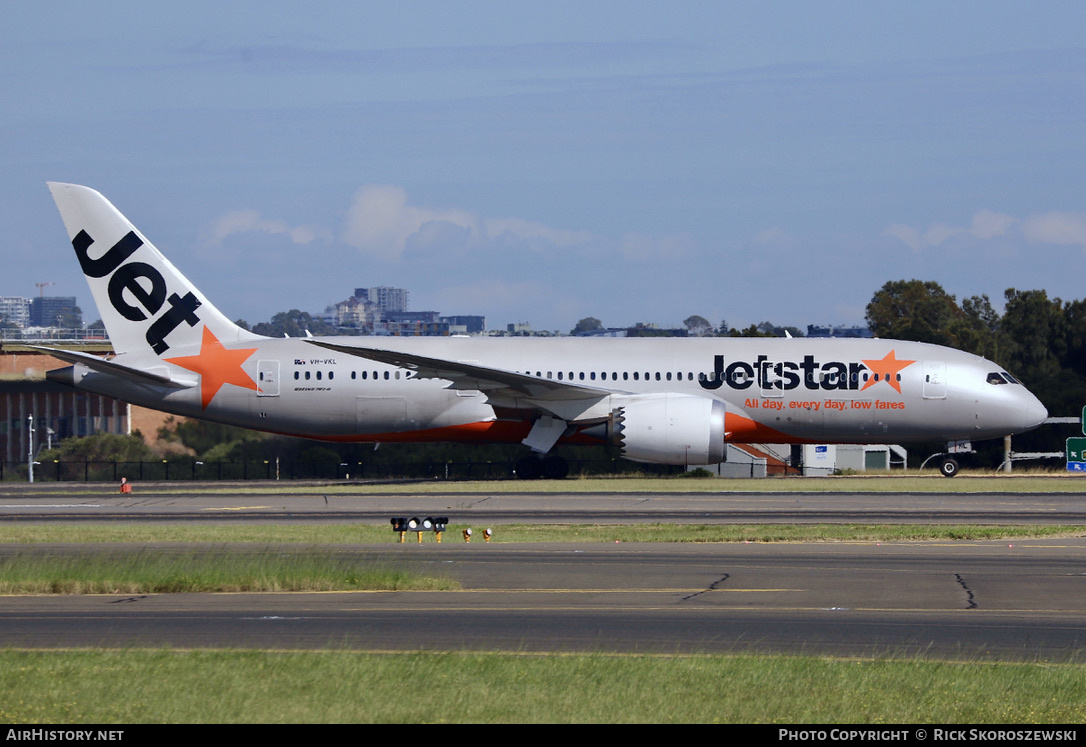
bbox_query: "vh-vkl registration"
[41,183,1048,477]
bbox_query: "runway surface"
[0,484,1084,524]
[0,484,1083,660]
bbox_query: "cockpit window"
[987,372,1007,385]
[1001,372,1021,384]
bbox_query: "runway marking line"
[0,504,103,508]
[454,588,804,594]
[201,506,272,511]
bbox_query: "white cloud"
[884,223,925,252]
[341,185,477,261]
[881,208,1086,251]
[209,184,700,273]
[887,214,1016,252]
[341,184,597,260]
[482,216,593,248]
[970,209,1017,240]
[209,209,331,245]
[1021,211,1086,248]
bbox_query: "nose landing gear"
[939,456,960,478]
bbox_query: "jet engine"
[594,394,726,465]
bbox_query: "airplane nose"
[1021,395,1048,431]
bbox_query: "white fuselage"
[57,334,1048,451]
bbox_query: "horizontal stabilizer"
[34,346,197,389]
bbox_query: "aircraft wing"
[307,340,612,399]
[33,346,197,389]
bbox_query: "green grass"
[0,650,1082,723]
[0,549,457,594]
[0,522,1080,545]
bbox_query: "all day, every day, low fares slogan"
[700,350,915,414]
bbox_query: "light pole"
[27,415,34,484]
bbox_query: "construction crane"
[35,281,54,297]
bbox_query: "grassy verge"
[0,524,1078,594]
[0,650,1082,723]
[0,550,457,594]
[0,523,1081,544]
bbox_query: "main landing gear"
[514,454,569,480]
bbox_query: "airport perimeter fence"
[0,457,660,482]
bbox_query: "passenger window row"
[293,369,414,381]
[526,370,697,382]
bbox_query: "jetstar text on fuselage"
[698,353,911,392]
[73,229,202,354]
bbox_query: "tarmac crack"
[681,573,730,602]
[955,573,977,609]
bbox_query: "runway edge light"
[391,517,407,543]
[429,517,449,543]
[391,516,450,542]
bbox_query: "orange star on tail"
[860,350,915,394]
[166,327,260,408]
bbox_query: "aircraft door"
[257,360,280,397]
[759,360,784,398]
[923,361,947,400]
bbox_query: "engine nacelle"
[609,394,726,465]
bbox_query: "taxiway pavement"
[0,484,1083,659]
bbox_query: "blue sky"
[3,2,1086,333]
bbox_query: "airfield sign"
[1067,437,1086,472]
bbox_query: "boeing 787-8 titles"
[40,183,1048,478]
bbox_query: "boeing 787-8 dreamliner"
[40,183,1048,478]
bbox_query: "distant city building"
[807,324,872,338]
[385,310,440,324]
[626,322,687,337]
[355,286,409,314]
[30,297,81,328]
[387,320,450,336]
[0,297,31,328]
[574,328,627,337]
[574,323,687,338]
[321,284,481,336]
[327,296,380,330]
[443,315,486,335]
[382,311,445,336]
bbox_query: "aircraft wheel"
[541,456,569,480]
[939,457,960,478]
[515,456,542,480]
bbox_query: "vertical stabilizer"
[47,183,261,357]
